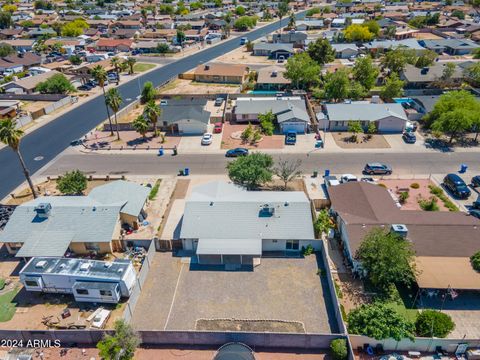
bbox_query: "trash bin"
[179,169,184,176]
[158,148,164,156]
[324,169,330,177]
[184,168,190,176]
[173,147,178,156]
[315,140,322,148]
[313,170,318,178]
[460,163,468,173]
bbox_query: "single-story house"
[271,32,307,47]
[157,98,211,135]
[400,63,463,88]
[419,39,480,55]
[234,96,310,134]
[329,182,480,290]
[95,38,134,52]
[179,181,319,266]
[364,39,426,55]
[0,100,20,119]
[295,19,324,31]
[0,52,41,73]
[194,63,249,84]
[134,40,168,53]
[255,65,291,91]
[1,70,61,94]
[0,39,35,52]
[0,180,150,257]
[332,43,359,59]
[324,102,407,133]
[253,43,294,59]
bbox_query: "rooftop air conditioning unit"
[34,203,52,219]
[271,71,278,77]
[391,224,408,238]
[35,260,48,269]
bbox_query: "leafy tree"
[381,49,416,74]
[348,121,363,142]
[57,170,87,195]
[352,56,379,90]
[61,18,89,36]
[156,43,170,53]
[441,62,456,81]
[408,16,427,29]
[314,209,332,236]
[125,57,136,75]
[105,88,123,141]
[367,122,377,134]
[451,10,465,19]
[241,123,253,142]
[233,16,257,31]
[69,55,82,65]
[307,38,335,66]
[277,1,289,31]
[330,339,348,360]
[323,69,350,102]
[1,4,16,13]
[110,56,122,81]
[0,43,14,57]
[140,81,156,104]
[431,108,473,144]
[258,110,275,135]
[274,158,302,190]
[143,100,161,136]
[380,73,404,101]
[384,25,396,39]
[235,5,245,15]
[415,50,437,68]
[463,62,480,86]
[158,4,174,14]
[20,20,34,28]
[471,251,480,271]
[365,20,380,35]
[132,115,150,139]
[426,12,440,25]
[36,74,75,94]
[348,81,367,100]
[347,303,415,341]
[176,30,185,46]
[97,319,140,360]
[0,11,12,29]
[288,12,296,28]
[227,152,274,189]
[415,310,455,338]
[344,24,374,42]
[306,7,321,16]
[356,228,416,290]
[34,0,54,10]
[0,119,37,198]
[91,65,114,137]
[284,52,320,90]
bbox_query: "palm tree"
[110,56,121,81]
[91,65,114,136]
[288,11,296,29]
[105,88,123,141]
[0,119,37,198]
[125,57,137,75]
[143,100,161,137]
[141,8,148,27]
[277,1,289,32]
[132,115,150,140]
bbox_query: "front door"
[286,240,299,251]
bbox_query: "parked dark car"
[285,132,296,145]
[363,163,392,175]
[77,84,93,91]
[402,132,416,144]
[443,173,471,199]
[70,138,84,146]
[471,175,480,188]
[225,148,249,157]
[472,196,480,209]
[469,209,480,219]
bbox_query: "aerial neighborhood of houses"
[2,0,480,358]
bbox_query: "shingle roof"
[234,97,308,120]
[256,65,291,85]
[158,98,211,125]
[401,63,463,83]
[194,63,248,77]
[180,181,315,240]
[253,43,294,53]
[326,103,407,122]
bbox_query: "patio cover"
[415,256,480,290]
[16,231,73,258]
[196,238,262,256]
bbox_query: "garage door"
[177,120,208,135]
[281,122,306,134]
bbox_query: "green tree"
[227,152,274,189]
[132,115,150,139]
[408,16,426,29]
[384,25,396,39]
[277,1,289,31]
[347,303,415,341]
[97,319,140,360]
[274,158,302,190]
[451,10,465,19]
[463,62,480,86]
[241,123,254,142]
[156,43,170,53]
[140,81,156,104]
[348,121,363,142]
[415,310,455,338]
[0,43,14,57]
[441,62,456,82]
[235,5,245,15]
[431,108,473,144]
[69,54,82,65]
[0,11,12,29]
[306,7,321,16]
[36,73,75,94]
[284,52,320,90]
[258,110,275,135]
[314,209,332,236]
[0,119,37,198]
[380,73,404,101]
[176,29,185,46]
[365,20,380,36]
[367,122,377,134]
[91,65,114,136]
[330,339,348,360]
[381,49,413,74]
[307,38,335,66]
[110,56,122,81]
[415,50,437,68]
[125,57,136,75]
[323,69,350,102]
[288,11,296,28]
[143,100,161,136]
[352,56,379,90]
[471,251,480,271]
[356,228,416,290]
[105,88,123,141]
[344,24,374,42]
[61,18,89,36]
[57,170,87,195]
[233,16,257,31]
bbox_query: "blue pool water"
[393,97,413,104]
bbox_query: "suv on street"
[402,132,416,144]
[363,163,392,175]
[443,173,471,199]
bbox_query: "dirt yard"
[221,122,284,149]
[215,45,277,65]
[158,78,240,94]
[332,132,391,149]
[84,130,181,150]
[196,319,305,333]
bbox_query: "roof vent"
[420,67,429,75]
[259,204,275,217]
[34,203,52,219]
[204,64,210,70]
[271,71,278,77]
[35,260,48,269]
[79,263,91,271]
[391,224,408,238]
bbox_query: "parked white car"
[340,174,358,183]
[201,133,213,145]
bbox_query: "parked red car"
[213,122,223,133]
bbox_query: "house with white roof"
[179,182,319,266]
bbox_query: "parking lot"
[131,252,338,334]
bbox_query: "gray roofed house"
[295,20,324,31]
[325,102,407,133]
[271,32,307,46]
[253,43,294,59]
[255,65,291,91]
[332,43,359,59]
[234,96,310,134]
[158,98,211,135]
[364,39,425,54]
[180,181,319,265]
[400,63,463,87]
[419,39,480,55]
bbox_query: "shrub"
[419,196,439,211]
[415,310,455,338]
[471,251,480,272]
[148,180,161,200]
[399,191,409,204]
[0,278,5,290]
[330,339,348,360]
[410,182,420,189]
[428,185,459,212]
[334,280,343,299]
[428,184,443,196]
[378,183,387,188]
[240,123,253,142]
[57,170,87,195]
[302,244,314,256]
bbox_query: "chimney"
[34,203,52,219]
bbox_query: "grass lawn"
[133,63,156,73]
[0,287,20,322]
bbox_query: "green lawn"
[384,284,419,322]
[133,63,156,73]
[0,287,20,322]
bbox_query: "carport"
[196,238,261,265]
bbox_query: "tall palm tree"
[132,115,149,140]
[105,88,123,141]
[143,100,161,137]
[141,8,148,27]
[125,57,137,75]
[110,56,121,82]
[91,65,114,136]
[0,119,37,198]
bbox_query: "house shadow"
[418,291,480,311]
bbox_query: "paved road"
[0,16,296,200]
[42,152,480,177]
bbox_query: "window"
[25,280,39,287]
[76,289,89,295]
[286,240,299,250]
[100,290,113,296]
[85,242,100,251]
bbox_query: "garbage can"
[324,169,330,177]
[158,148,164,156]
[313,170,318,178]
[184,168,190,176]
[173,147,178,156]
[315,140,322,148]
[179,169,184,176]
[460,163,468,173]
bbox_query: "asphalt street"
[42,152,480,177]
[0,15,296,200]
